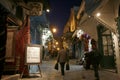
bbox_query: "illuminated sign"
[26,44,42,64]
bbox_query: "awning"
[7,14,22,27]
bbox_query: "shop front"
[72,29,93,64]
[97,25,116,69]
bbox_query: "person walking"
[90,39,102,80]
[57,46,69,76]
[44,46,49,60]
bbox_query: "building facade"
[75,0,120,76]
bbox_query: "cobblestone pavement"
[2,59,120,80]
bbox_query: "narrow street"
[1,0,120,80]
[13,59,120,80]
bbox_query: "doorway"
[97,25,116,69]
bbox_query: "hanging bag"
[66,63,70,70]
[54,62,59,70]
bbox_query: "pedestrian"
[57,46,69,76]
[90,39,102,80]
[44,46,49,60]
[84,51,92,69]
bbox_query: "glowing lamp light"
[52,28,57,33]
[56,42,58,45]
[57,48,60,51]
[46,9,50,13]
[96,12,101,17]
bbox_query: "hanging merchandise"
[77,29,84,40]
[82,33,91,52]
[84,38,89,52]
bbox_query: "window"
[102,30,114,56]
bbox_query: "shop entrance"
[97,25,116,69]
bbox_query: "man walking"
[57,46,69,76]
[90,39,102,80]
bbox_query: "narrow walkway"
[20,59,120,80]
[2,59,120,80]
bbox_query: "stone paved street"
[2,59,120,80]
[20,59,120,80]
